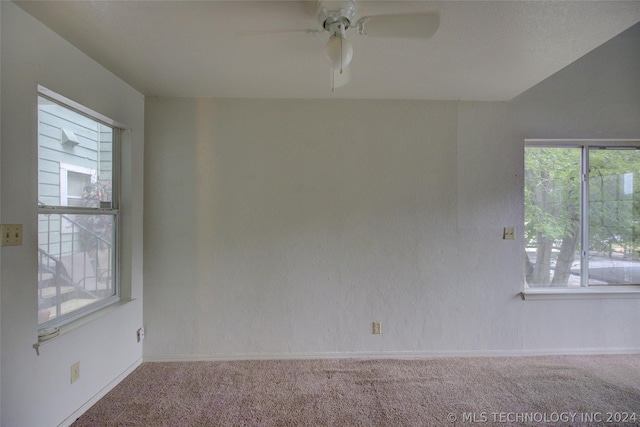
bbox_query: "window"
[60,163,96,207]
[525,141,640,289]
[37,90,120,328]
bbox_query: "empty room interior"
[2,1,640,425]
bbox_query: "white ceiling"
[15,1,640,100]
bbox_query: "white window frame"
[523,139,640,300]
[37,86,122,328]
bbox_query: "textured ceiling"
[15,1,640,100]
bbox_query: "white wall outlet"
[503,227,515,240]
[137,327,145,342]
[70,362,80,384]
[373,322,382,335]
[0,224,23,246]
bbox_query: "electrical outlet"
[137,327,145,342]
[70,362,80,384]
[0,224,23,246]
[373,322,382,335]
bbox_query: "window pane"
[588,149,640,285]
[38,214,115,325]
[67,171,92,207]
[525,147,582,287]
[67,171,90,198]
[38,96,113,208]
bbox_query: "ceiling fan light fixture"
[324,33,353,70]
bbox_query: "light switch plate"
[0,224,23,246]
[503,227,515,240]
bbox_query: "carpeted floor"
[72,354,640,426]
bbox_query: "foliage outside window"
[37,91,120,328]
[525,142,640,288]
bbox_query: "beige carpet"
[72,354,640,426]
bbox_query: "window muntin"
[525,142,640,288]
[37,92,119,328]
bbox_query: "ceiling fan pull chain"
[339,24,344,74]
[331,66,336,92]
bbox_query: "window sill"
[521,286,640,300]
[33,299,135,355]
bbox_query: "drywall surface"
[510,22,640,140]
[1,3,144,426]
[144,98,478,357]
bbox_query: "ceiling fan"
[315,0,440,90]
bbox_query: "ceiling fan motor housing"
[317,0,357,31]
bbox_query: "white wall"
[145,99,493,358]
[144,24,640,360]
[1,3,144,427]
[510,23,640,139]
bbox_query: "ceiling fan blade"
[355,12,440,39]
[331,66,351,91]
[237,29,323,38]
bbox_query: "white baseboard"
[57,357,143,427]
[144,348,640,363]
